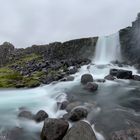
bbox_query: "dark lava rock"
[111,128,140,140]
[110,69,133,79]
[18,110,34,120]
[110,69,119,76]
[66,101,82,112]
[133,75,140,81]
[63,121,97,140]
[41,118,69,140]
[69,107,88,122]
[58,101,69,110]
[68,67,78,74]
[104,75,115,81]
[116,70,133,79]
[119,13,140,66]
[34,110,48,123]
[84,82,98,92]
[81,74,94,85]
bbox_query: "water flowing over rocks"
[57,101,69,110]
[133,75,140,81]
[0,127,23,140]
[84,82,98,92]
[18,110,34,120]
[111,128,140,140]
[104,75,116,81]
[63,121,97,140]
[41,118,69,140]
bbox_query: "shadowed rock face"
[119,13,140,67]
[63,121,97,140]
[41,118,69,140]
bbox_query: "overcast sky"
[0,0,140,48]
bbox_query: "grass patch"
[0,67,23,88]
[9,53,42,67]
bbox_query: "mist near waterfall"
[94,33,121,64]
[0,0,140,48]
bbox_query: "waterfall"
[94,33,121,64]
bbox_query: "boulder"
[110,69,133,79]
[58,101,69,110]
[68,107,88,122]
[133,75,140,81]
[41,118,69,140]
[81,74,93,85]
[34,110,48,123]
[116,70,133,79]
[110,69,119,76]
[63,121,97,140]
[66,101,82,112]
[84,82,98,92]
[18,111,34,120]
[104,75,115,81]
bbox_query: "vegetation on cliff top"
[0,54,43,88]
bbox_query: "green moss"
[9,53,42,67]
[23,77,40,88]
[32,71,46,79]
[0,53,45,88]
[0,67,23,88]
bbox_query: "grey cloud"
[0,0,140,48]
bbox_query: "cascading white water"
[94,33,121,64]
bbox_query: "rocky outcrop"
[0,42,14,66]
[0,37,97,88]
[119,13,140,67]
[63,121,97,140]
[0,37,97,67]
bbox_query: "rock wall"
[0,42,15,66]
[0,37,97,66]
[24,37,98,60]
[119,13,140,67]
